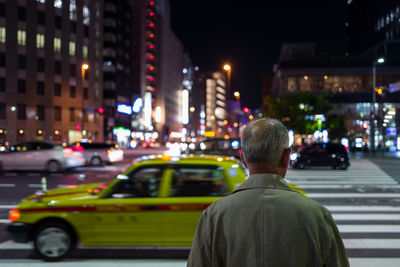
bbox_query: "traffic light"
[97,107,104,114]
[243,107,249,114]
[362,122,368,130]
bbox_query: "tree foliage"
[263,90,334,134]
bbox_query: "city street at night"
[1,0,400,265]
[0,152,399,266]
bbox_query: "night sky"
[170,0,347,109]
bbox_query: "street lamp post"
[371,57,384,155]
[81,63,89,139]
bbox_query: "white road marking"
[0,205,16,209]
[333,213,400,220]
[326,205,400,212]
[308,193,400,198]
[27,184,41,188]
[297,185,400,189]
[0,184,16,188]
[338,224,400,233]
[349,258,400,267]
[0,219,10,223]
[294,180,397,185]
[343,239,400,249]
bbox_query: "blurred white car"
[0,141,85,172]
[68,142,124,166]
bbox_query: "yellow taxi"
[7,154,305,261]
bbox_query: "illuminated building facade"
[0,0,104,144]
[272,43,400,150]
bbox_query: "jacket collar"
[233,173,295,194]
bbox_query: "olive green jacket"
[187,173,349,267]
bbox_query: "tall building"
[192,71,227,137]
[346,0,400,56]
[103,0,139,145]
[0,0,104,145]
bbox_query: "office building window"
[0,3,5,17]
[54,37,61,52]
[70,86,76,98]
[18,55,26,69]
[84,87,88,99]
[0,77,4,92]
[69,41,75,55]
[70,64,76,76]
[37,81,45,95]
[18,7,26,21]
[0,52,4,67]
[0,103,5,119]
[37,11,45,24]
[37,0,46,3]
[84,26,89,37]
[54,106,61,121]
[36,34,45,48]
[37,105,45,121]
[54,83,61,96]
[69,0,77,20]
[54,0,62,8]
[17,104,26,120]
[0,27,5,43]
[54,61,61,74]
[83,6,90,25]
[83,46,88,58]
[55,16,62,29]
[37,58,45,72]
[17,30,26,46]
[69,107,75,122]
[70,21,77,33]
[18,79,26,93]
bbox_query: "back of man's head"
[241,118,289,168]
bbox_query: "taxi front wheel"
[33,222,76,261]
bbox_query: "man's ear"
[240,152,248,169]
[281,147,292,168]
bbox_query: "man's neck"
[246,164,287,178]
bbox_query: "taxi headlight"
[9,209,21,222]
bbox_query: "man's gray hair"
[241,118,289,166]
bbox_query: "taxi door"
[90,165,168,246]
[156,164,228,246]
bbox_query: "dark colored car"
[290,143,350,170]
[192,138,241,159]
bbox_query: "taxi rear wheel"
[46,160,62,173]
[33,222,76,261]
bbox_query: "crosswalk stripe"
[293,180,398,185]
[308,193,400,198]
[343,239,400,249]
[326,205,400,212]
[333,214,400,220]
[338,225,400,233]
[298,185,400,189]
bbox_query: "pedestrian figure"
[187,118,349,267]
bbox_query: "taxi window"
[170,166,227,197]
[109,167,163,198]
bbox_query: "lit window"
[37,0,45,3]
[83,6,90,25]
[69,41,75,55]
[54,37,61,52]
[83,45,88,58]
[54,0,62,9]
[36,34,45,48]
[0,27,5,43]
[69,0,77,20]
[17,30,26,46]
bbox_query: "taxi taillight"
[9,209,21,222]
